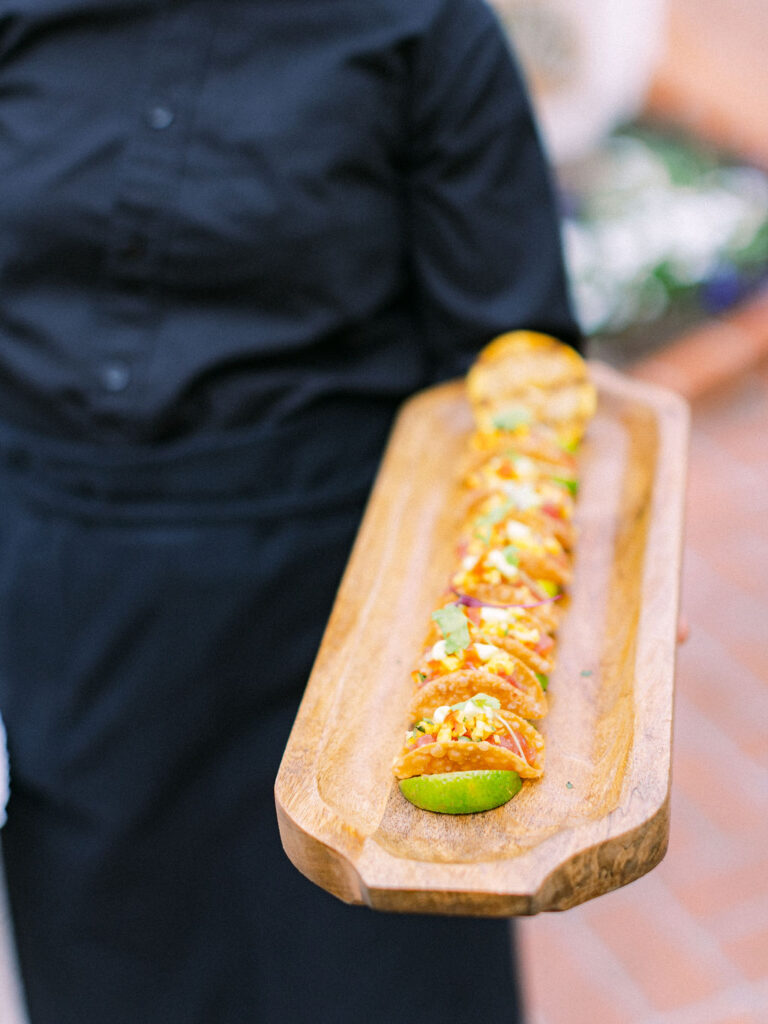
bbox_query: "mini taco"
[466,330,596,444]
[463,600,555,676]
[453,581,562,634]
[501,425,581,466]
[465,440,577,485]
[451,546,565,632]
[462,458,577,551]
[393,694,545,781]
[465,449,578,493]
[408,665,546,722]
[422,595,556,676]
[462,514,572,589]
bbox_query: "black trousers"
[0,409,524,1024]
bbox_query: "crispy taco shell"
[464,438,577,481]
[393,711,545,780]
[453,579,562,633]
[504,546,571,588]
[500,429,579,468]
[477,631,554,676]
[420,606,555,676]
[459,487,576,554]
[466,331,596,441]
[408,664,547,721]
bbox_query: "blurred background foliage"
[560,127,768,363]
[496,0,768,363]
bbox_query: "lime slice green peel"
[399,770,522,814]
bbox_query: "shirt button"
[147,105,174,130]
[100,361,131,393]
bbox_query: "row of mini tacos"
[392,333,596,798]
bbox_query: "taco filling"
[393,694,544,780]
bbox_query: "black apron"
[0,405,523,1024]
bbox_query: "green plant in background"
[561,127,768,350]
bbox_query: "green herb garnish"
[473,525,492,545]
[535,672,549,691]
[473,499,513,532]
[451,693,501,714]
[536,579,560,598]
[551,475,579,497]
[472,499,515,546]
[502,545,520,567]
[492,406,532,432]
[431,605,470,655]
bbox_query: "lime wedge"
[399,770,522,814]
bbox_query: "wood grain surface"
[275,363,689,916]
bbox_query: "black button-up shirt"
[0,0,579,443]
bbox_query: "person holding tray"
[0,0,581,1021]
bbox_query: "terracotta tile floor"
[519,358,768,1024]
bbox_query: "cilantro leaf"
[551,475,579,497]
[470,693,501,710]
[473,525,492,545]
[502,545,520,566]
[451,693,501,713]
[431,605,470,655]
[474,499,513,532]
[492,406,532,432]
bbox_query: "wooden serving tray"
[275,362,689,916]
